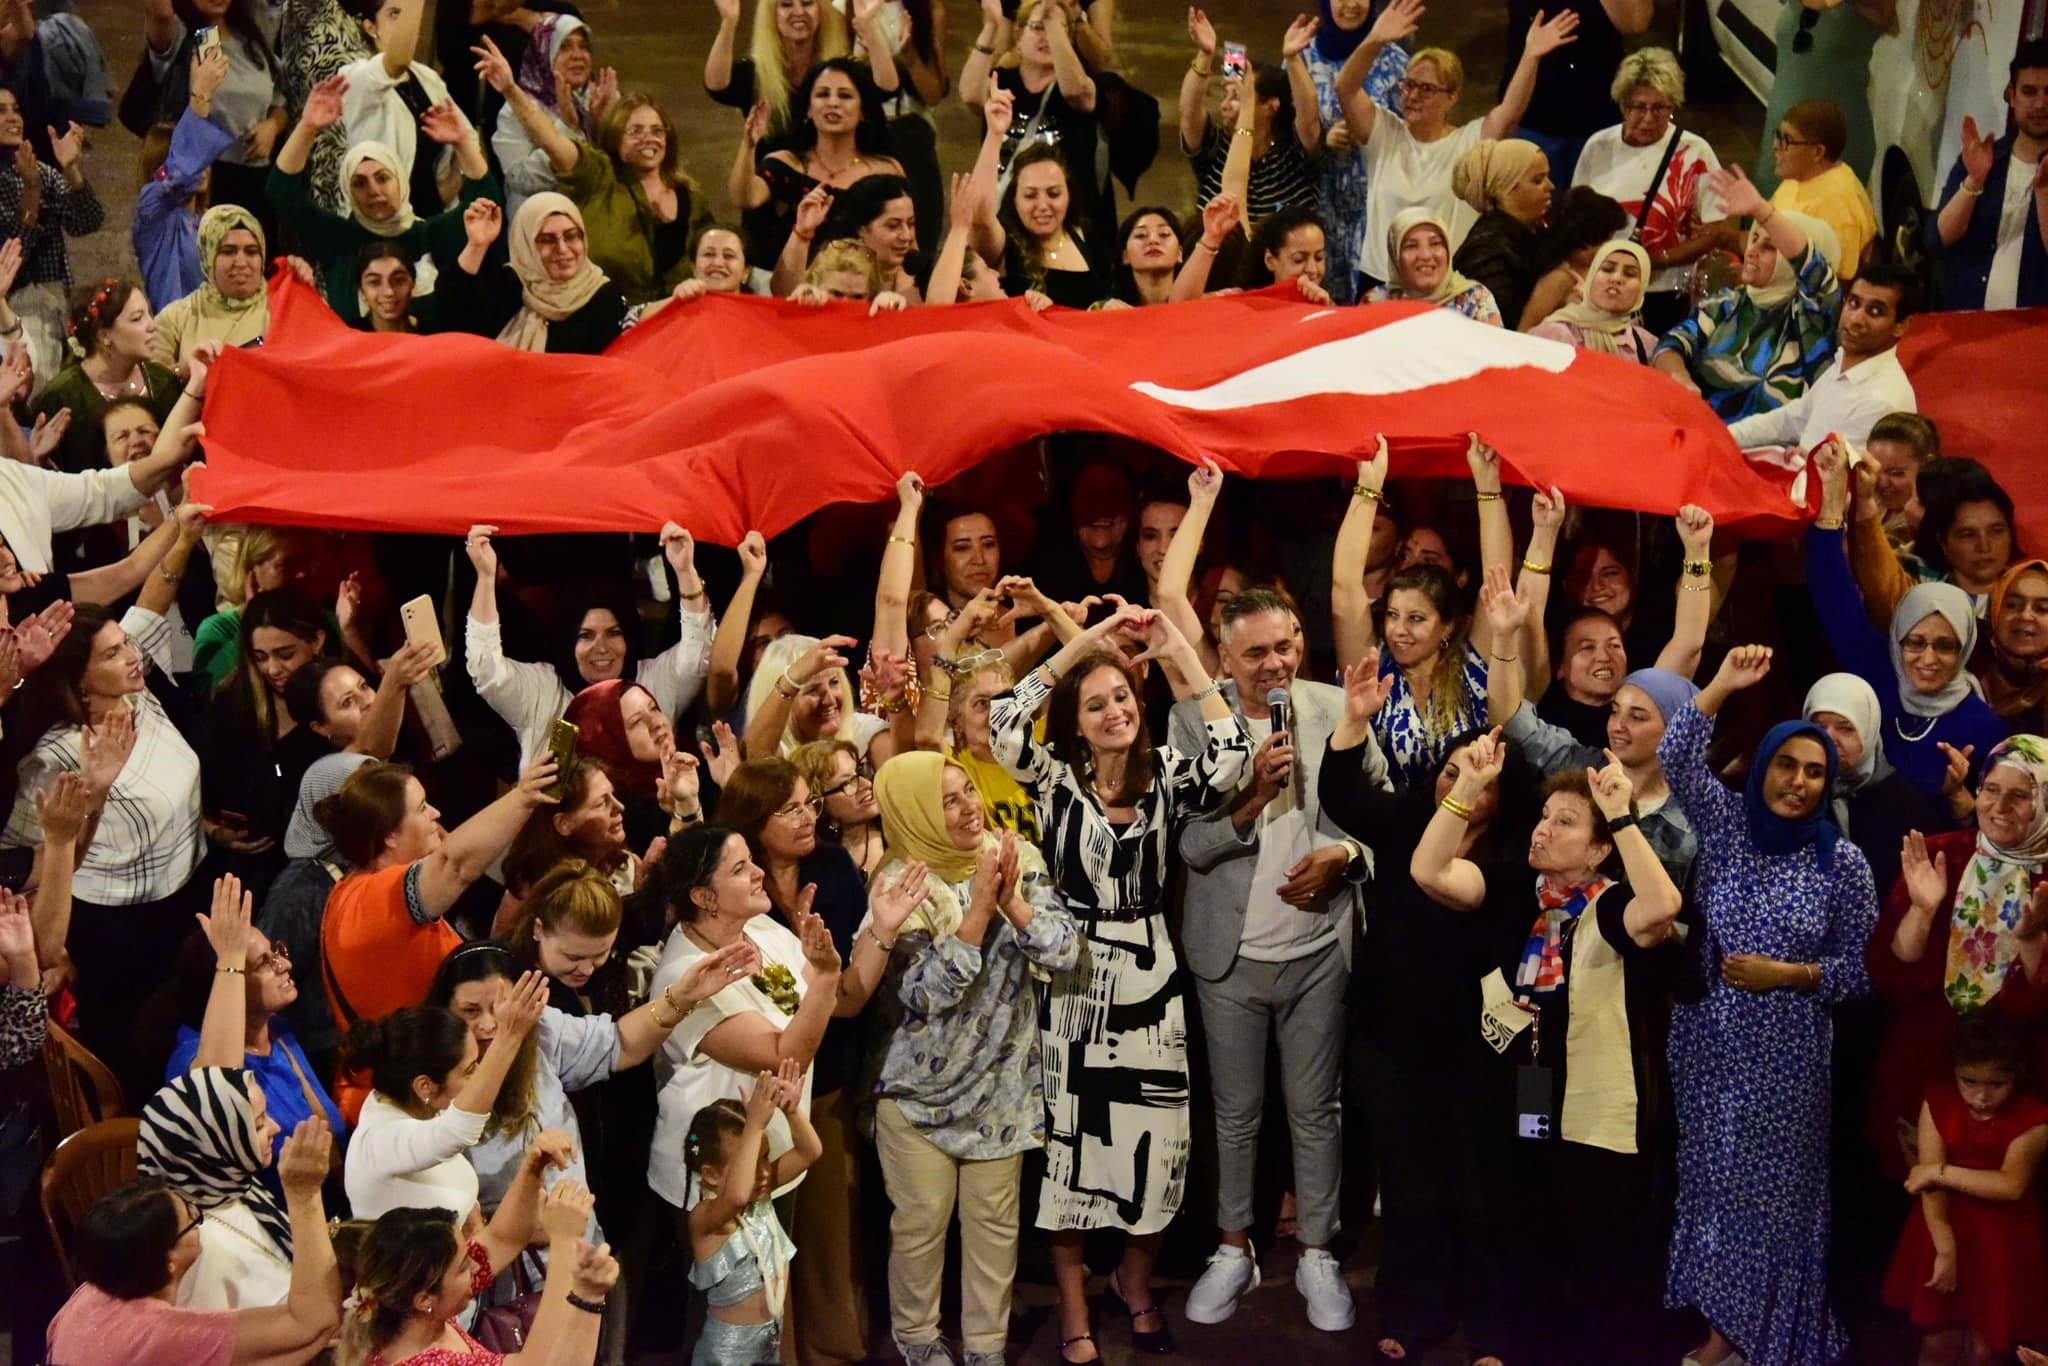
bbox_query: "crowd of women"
[0,0,2046,1364]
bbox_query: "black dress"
[435,259,631,356]
[1453,209,1542,331]
[1001,231,1109,310]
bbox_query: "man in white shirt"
[1728,261,1921,453]
[1169,588,1381,1335]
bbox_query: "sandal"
[1060,1332,1099,1364]
[1105,1271,1176,1355]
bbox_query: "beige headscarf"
[871,750,1046,942]
[1540,239,1653,356]
[1451,138,1546,215]
[1386,208,1482,305]
[340,142,418,239]
[498,192,610,353]
[1745,210,1841,309]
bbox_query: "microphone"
[1266,686,1291,790]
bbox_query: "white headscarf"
[1803,673,1892,833]
[1745,210,1839,309]
[340,141,418,239]
[1890,582,1985,719]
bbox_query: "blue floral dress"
[1304,42,1408,304]
[1370,641,1488,793]
[1657,701,1878,1365]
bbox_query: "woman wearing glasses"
[711,757,929,1366]
[173,875,347,1168]
[792,741,885,877]
[1332,0,1579,292]
[1755,0,1893,196]
[1571,47,1738,333]
[1763,96,1878,282]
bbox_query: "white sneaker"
[1183,1243,1260,1324]
[1295,1249,1356,1332]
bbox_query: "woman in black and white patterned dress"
[988,602,1249,1365]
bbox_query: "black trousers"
[68,880,202,1106]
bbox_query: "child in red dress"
[1884,1014,2048,1363]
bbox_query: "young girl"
[1885,1014,2048,1363]
[685,1060,819,1366]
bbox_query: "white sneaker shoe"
[1295,1249,1356,1332]
[1183,1243,1260,1324]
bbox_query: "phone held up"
[1221,41,1249,83]
[543,718,578,799]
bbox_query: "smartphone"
[543,718,578,798]
[194,24,223,62]
[399,594,448,670]
[1221,41,1249,83]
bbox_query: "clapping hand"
[1899,829,1949,911]
[1959,115,1996,187]
[795,896,842,979]
[34,771,93,847]
[1479,564,1530,637]
[1187,6,1216,54]
[770,1056,804,1112]
[1340,657,1392,726]
[869,861,931,936]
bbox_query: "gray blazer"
[1169,679,1385,982]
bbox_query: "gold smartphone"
[543,718,578,797]
[398,594,448,670]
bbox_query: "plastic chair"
[41,1020,125,1141]
[40,1117,141,1291]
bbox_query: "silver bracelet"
[1190,681,1222,702]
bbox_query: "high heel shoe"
[1103,1270,1176,1355]
[1059,1332,1098,1364]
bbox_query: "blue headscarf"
[1620,668,1698,724]
[1314,0,1371,63]
[1743,720,1840,861]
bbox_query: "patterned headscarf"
[139,1068,292,1257]
[1538,239,1653,356]
[1944,735,2048,1011]
[498,193,609,352]
[516,13,592,108]
[340,141,418,239]
[196,204,268,318]
[1889,582,1984,719]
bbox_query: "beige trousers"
[873,1098,1022,1357]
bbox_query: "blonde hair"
[749,0,851,129]
[997,0,1047,66]
[804,239,885,297]
[789,739,858,802]
[1610,46,1683,109]
[747,634,862,752]
[510,858,624,957]
[1408,47,1462,93]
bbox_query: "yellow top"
[1771,163,1876,283]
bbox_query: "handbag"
[470,1251,544,1352]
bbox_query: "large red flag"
[1897,306,2048,554]
[190,272,1801,541]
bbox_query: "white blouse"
[344,1091,489,1221]
[176,1199,291,1310]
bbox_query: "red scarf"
[562,680,664,798]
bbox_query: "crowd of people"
[0,0,2045,1363]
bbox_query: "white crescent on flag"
[1127,308,1580,411]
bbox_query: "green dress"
[1754,0,1881,194]
[29,362,183,474]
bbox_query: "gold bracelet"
[1814,515,1844,531]
[1680,582,1712,593]
[1520,559,1550,575]
[1474,490,1503,502]
[1683,558,1712,577]
[1352,485,1384,502]
[1190,57,1211,75]
[215,965,246,975]
[927,685,953,704]
[1490,653,1518,663]
[158,564,180,584]
[887,535,914,547]
[1439,795,1474,820]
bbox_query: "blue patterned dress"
[1371,641,1488,793]
[1657,701,1878,1365]
[1304,42,1408,304]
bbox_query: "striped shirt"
[1188,120,1323,225]
[3,608,204,905]
[1652,242,1842,424]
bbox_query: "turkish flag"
[190,271,1801,541]
[1898,307,2048,554]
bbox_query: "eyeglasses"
[938,645,1004,677]
[250,939,291,974]
[820,760,874,802]
[1621,100,1672,118]
[175,1198,203,1241]
[1772,130,1817,149]
[773,800,817,824]
[1791,4,1820,54]
[1399,78,1451,98]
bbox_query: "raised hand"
[334,571,362,633]
[1187,6,1216,54]
[539,1180,597,1243]
[1478,563,1529,637]
[1586,747,1635,818]
[895,469,924,510]
[1712,643,1772,694]
[492,969,551,1039]
[712,0,739,23]
[1523,7,1580,57]
[744,99,769,147]
[1200,191,1241,247]
[1368,0,1423,45]
[947,170,981,234]
[659,521,696,577]
[465,523,500,578]
[278,1117,333,1197]
[1530,484,1566,532]
[771,1056,804,1112]
[983,82,1015,138]
[793,634,856,685]
[1676,504,1714,558]
[1959,115,1995,187]
[33,771,93,846]
[1937,741,1975,799]
[1704,164,1766,221]
[196,873,253,965]
[1281,12,1319,59]
[794,184,833,237]
[588,67,620,122]
[662,748,702,814]
[1457,727,1507,792]
[0,901,33,971]
[301,74,347,130]
[78,699,135,795]
[0,237,21,298]
[796,899,842,977]
[1341,657,1392,726]
[744,1068,778,1125]
[14,599,70,675]
[869,861,931,935]
[1358,435,1389,499]
[1900,829,1949,911]
[471,36,515,95]
[671,938,760,1008]
[699,719,741,788]
[516,754,563,804]
[737,530,769,578]
[1465,433,1502,491]
[420,98,470,146]
[1187,452,1224,505]
[464,198,503,249]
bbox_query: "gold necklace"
[203,1210,288,1266]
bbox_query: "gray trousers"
[1193,939,1348,1246]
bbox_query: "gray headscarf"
[1889,582,1985,719]
[284,752,373,860]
